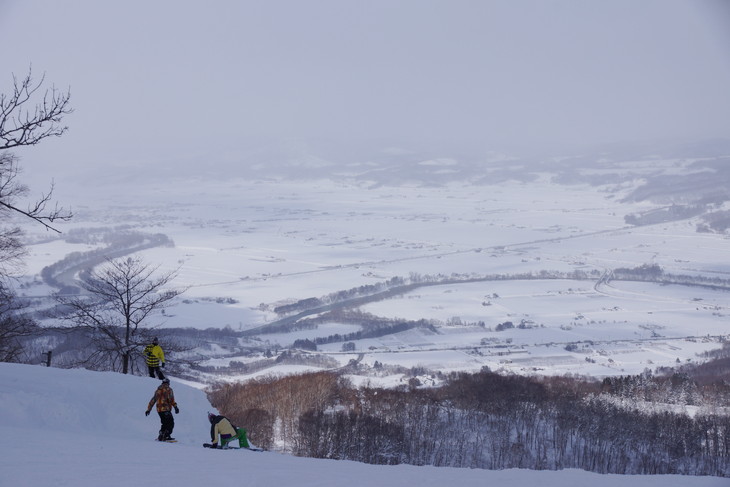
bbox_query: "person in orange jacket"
[145,378,179,441]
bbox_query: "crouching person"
[208,412,249,448]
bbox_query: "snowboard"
[203,443,263,451]
[156,438,178,443]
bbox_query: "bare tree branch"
[0,67,73,255]
[0,67,72,150]
[0,147,72,234]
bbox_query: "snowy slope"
[0,363,725,487]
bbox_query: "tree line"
[272,266,730,323]
[208,366,729,476]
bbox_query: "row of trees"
[209,368,730,476]
[272,266,730,328]
[292,310,436,348]
[0,284,37,362]
[624,204,708,227]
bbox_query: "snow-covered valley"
[15,153,730,388]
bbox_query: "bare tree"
[0,68,73,363]
[0,67,73,244]
[59,257,184,374]
[1,68,71,149]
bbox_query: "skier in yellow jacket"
[143,337,165,379]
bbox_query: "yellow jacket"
[144,344,165,367]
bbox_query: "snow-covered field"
[0,362,726,486]
[15,172,730,383]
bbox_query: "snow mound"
[0,362,211,443]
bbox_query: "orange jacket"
[147,384,177,413]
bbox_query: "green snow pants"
[221,428,249,448]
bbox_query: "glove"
[161,362,165,368]
[145,410,150,416]
[174,406,179,414]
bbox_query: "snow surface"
[0,363,726,486]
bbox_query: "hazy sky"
[1,0,729,181]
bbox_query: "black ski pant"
[148,366,165,380]
[158,410,175,439]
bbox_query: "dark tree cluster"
[625,204,708,226]
[0,285,37,362]
[209,368,729,476]
[301,311,435,347]
[698,209,730,233]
